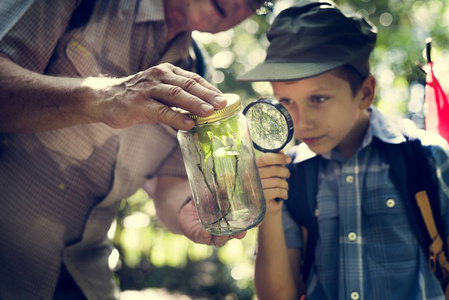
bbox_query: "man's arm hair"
[0,55,119,133]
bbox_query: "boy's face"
[272,71,374,158]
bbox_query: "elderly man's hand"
[97,63,227,131]
[177,200,246,247]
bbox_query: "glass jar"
[177,94,266,235]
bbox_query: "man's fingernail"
[183,118,195,127]
[213,96,227,106]
[200,103,214,113]
[285,156,292,163]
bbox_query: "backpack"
[285,136,449,297]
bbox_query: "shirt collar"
[135,0,165,23]
[368,106,407,145]
[293,106,408,164]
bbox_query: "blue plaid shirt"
[283,107,449,300]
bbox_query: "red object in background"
[425,61,449,142]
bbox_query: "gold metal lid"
[183,93,242,125]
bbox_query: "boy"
[245,1,449,299]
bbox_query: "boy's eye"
[311,96,327,103]
[279,98,293,105]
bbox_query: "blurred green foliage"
[114,0,449,298]
[113,189,258,299]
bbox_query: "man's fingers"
[114,63,230,130]
[149,83,226,117]
[211,231,246,247]
[231,231,247,240]
[143,100,195,130]
[211,235,230,247]
[101,63,229,130]
[160,64,228,111]
[171,65,222,94]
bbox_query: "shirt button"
[386,198,395,208]
[348,232,357,241]
[346,175,354,183]
[351,291,360,299]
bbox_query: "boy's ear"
[359,75,376,109]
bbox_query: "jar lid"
[183,93,242,125]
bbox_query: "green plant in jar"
[178,94,265,235]
[196,112,241,228]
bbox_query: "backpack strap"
[385,137,449,282]
[285,155,320,281]
[416,191,449,273]
[384,139,433,256]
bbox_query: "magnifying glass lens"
[243,98,294,153]
[245,103,289,150]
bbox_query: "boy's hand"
[256,152,291,214]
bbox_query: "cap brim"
[237,61,345,82]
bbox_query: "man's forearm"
[0,55,123,133]
[0,55,228,133]
[153,176,192,234]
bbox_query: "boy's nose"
[294,109,314,132]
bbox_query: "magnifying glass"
[243,98,294,202]
[243,98,294,153]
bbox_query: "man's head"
[178,0,273,34]
[238,0,377,82]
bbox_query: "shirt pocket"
[362,182,418,263]
[35,123,119,167]
[315,187,339,239]
[65,38,102,77]
[316,187,339,221]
